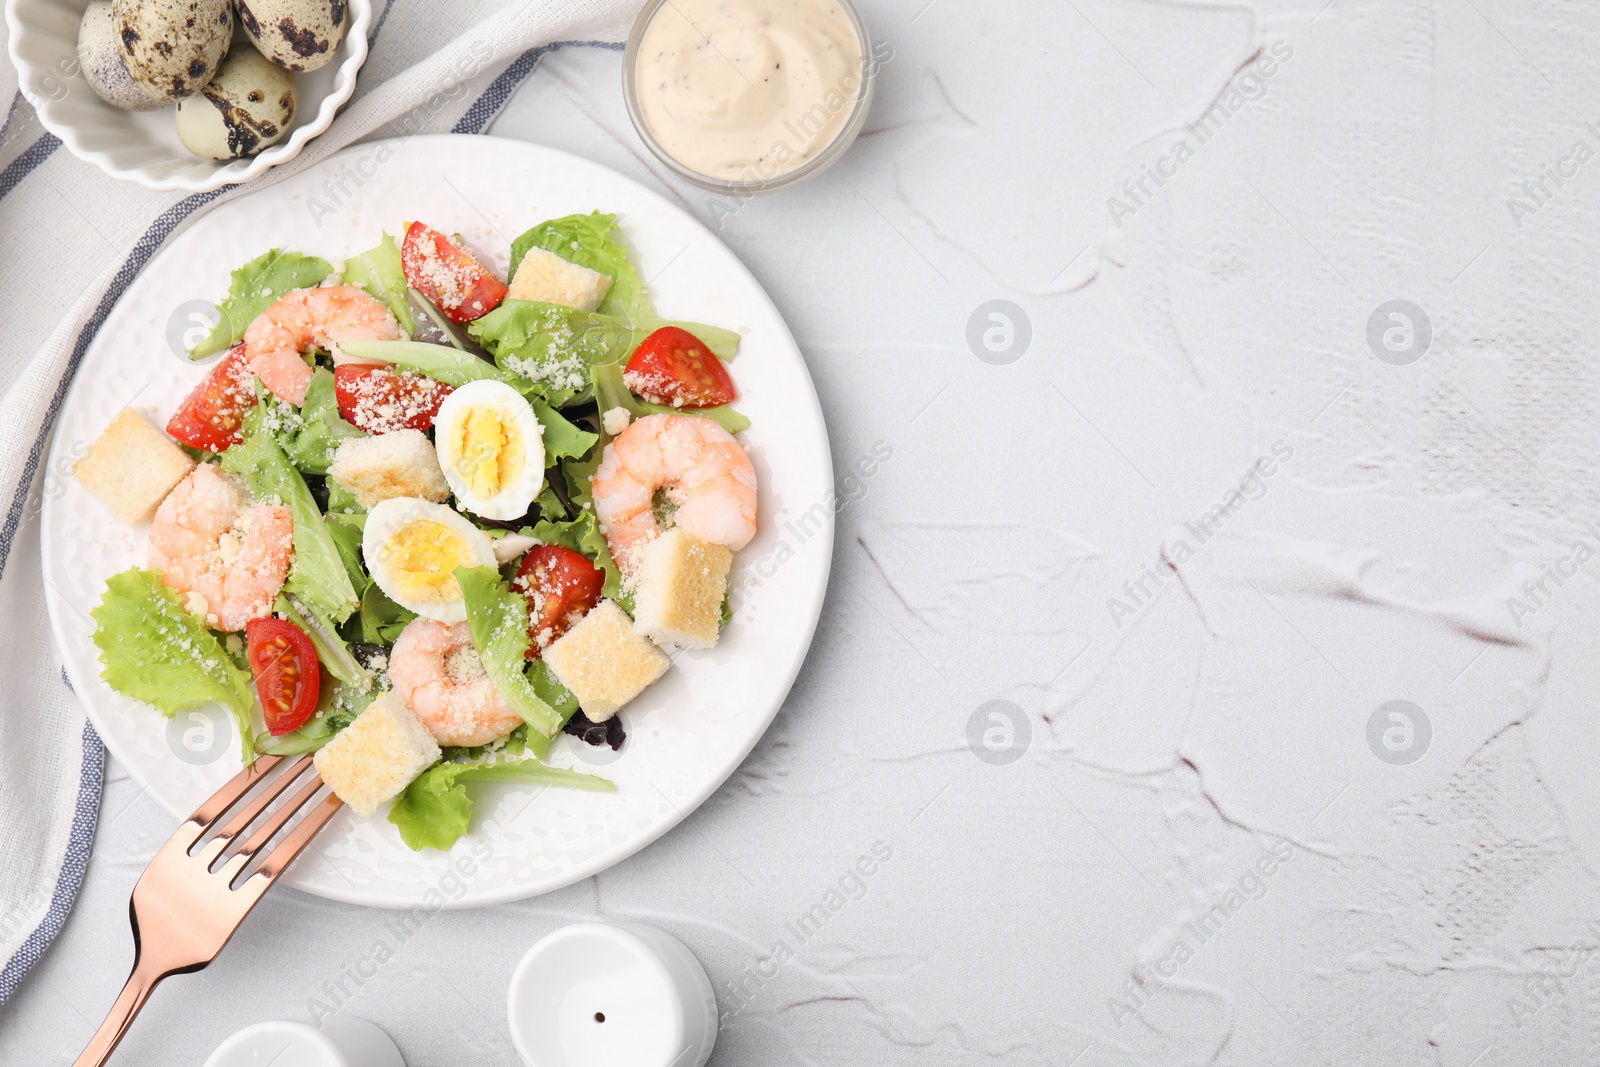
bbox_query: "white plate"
[41,135,834,908]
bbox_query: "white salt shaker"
[204,1016,404,1067]
[507,922,717,1067]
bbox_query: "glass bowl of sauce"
[624,0,875,193]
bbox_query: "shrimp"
[241,285,400,407]
[591,412,757,575]
[388,617,523,747]
[147,464,294,632]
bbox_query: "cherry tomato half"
[400,222,508,324]
[333,363,453,434]
[515,545,605,658]
[622,326,736,409]
[246,617,321,736]
[166,346,258,452]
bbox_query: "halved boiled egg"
[433,379,544,520]
[362,497,496,623]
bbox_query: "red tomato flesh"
[166,346,258,452]
[623,327,736,409]
[333,363,453,434]
[514,545,605,658]
[246,617,321,736]
[400,222,507,323]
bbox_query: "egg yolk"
[454,406,525,500]
[383,520,479,604]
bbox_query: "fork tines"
[181,754,343,890]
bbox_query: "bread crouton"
[543,600,669,721]
[632,529,731,650]
[328,429,450,509]
[72,409,195,524]
[313,691,441,817]
[507,246,613,311]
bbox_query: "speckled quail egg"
[175,47,296,159]
[112,0,232,100]
[235,0,348,73]
[77,1,166,110]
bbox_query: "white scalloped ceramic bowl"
[5,0,370,192]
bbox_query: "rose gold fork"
[71,754,344,1067]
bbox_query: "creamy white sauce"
[635,0,864,181]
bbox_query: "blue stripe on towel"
[0,720,104,1006]
[0,94,26,152]
[0,134,62,203]
[453,40,623,135]
[367,0,402,50]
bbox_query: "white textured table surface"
[7,2,1600,1064]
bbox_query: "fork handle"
[71,962,165,1067]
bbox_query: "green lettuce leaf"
[387,763,470,850]
[91,569,256,765]
[454,566,561,738]
[655,319,741,361]
[406,288,481,352]
[388,758,613,851]
[325,511,368,596]
[191,250,332,359]
[534,481,571,522]
[338,340,510,387]
[265,369,364,474]
[560,445,603,513]
[525,660,580,760]
[467,300,632,405]
[509,211,653,322]
[590,359,635,433]
[327,479,364,515]
[357,583,416,644]
[342,232,414,336]
[255,672,374,756]
[441,722,531,763]
[255,719,335,756]
[527,659,578,717]
[656,401,748,436]
[528,395,597,465]
[276,592,370,691]
[223,408,359,624]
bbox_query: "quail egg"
[77,1,166,110]
[175,47,297,159]
[235,0,348,73]
[112,0,232,100]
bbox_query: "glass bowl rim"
[621,0,876,194]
